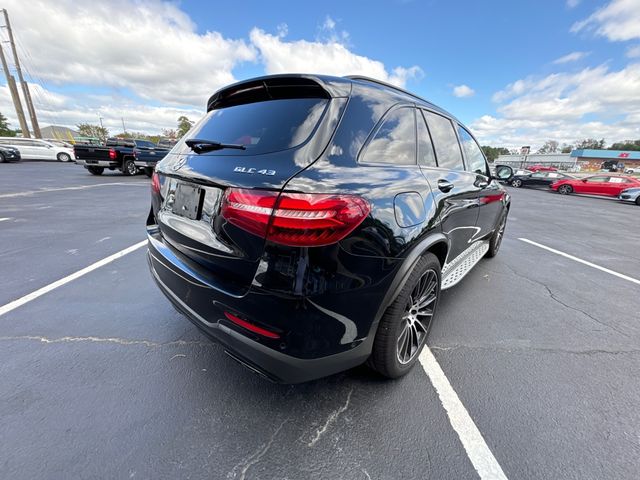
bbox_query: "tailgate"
[152,77,348,292]
[74,146,111,161]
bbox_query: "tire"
[486,210,507,258]
[368,253,441,379]
[144,167,153,178]
[122,158,137,176]
[635,196,640,206]
[558,184,573,195]
[86,166,104,175]
[511,179,522,188]
[57,152,72,162]
[0,152,5,163]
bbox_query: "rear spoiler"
[206,74,351,111]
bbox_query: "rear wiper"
[185,138,246,154]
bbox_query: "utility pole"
[0,39,29,137]
[121,117,127,135]
[2,9,40,138]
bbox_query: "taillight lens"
[108,148,117,159]
[220,188,370,247]
[151,172,161,195]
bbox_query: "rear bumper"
[134,161,156,168]
[76,159,119,168]
[146,227,374,383]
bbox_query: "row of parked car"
[494,165,640,206]
[0,137,76,163]
[0,135,175,178]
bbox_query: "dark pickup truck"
[74,138,170,176]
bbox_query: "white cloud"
[627,45,640,58]
[1,0,256,107]
[452,84,475,98]
[0,1,426,134]
[553,51,590,64]
[0,82,202,135]
[473,63,640,149]
[571,0,640,41]
[566,0,581,8]
[249,28,422,88]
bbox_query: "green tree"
[481,146,510,162]
[574,138,605,150]
[608,139,640,151]
[162,128,178,140]
[537,140,559,154]
[560,144,573,154]
[77,123,109,143]
[0,112,16,137]
[177,116,194,137]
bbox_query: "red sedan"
[551,175,640,196]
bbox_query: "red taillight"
[224,311,280,339]
[220,188,370,247]
[109,148,117,159]
[151,172,161,195]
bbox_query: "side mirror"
[493,165,513,181]
[582,178,588,182]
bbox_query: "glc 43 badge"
[234,166,276,176]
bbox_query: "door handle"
[438,179,454,193]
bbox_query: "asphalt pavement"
[1,162,638,479]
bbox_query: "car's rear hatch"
[153,76,350,294]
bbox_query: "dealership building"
[570,149,640,172]
[496,149,640,172]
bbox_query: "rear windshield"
[178,98,328,156]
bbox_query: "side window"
[423,111,464,171]
[362,107,416,165]
[417,110,436,167]
[457,126,487,175]
[586,176,609,183]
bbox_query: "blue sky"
[1,0,639,148]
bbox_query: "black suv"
[147,74,510,383]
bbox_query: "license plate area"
[172,183,203,220]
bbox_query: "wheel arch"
[368,233,448,338]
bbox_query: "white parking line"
[0,217,11,222]
[0,182,148,199]
[0,240,146,317]
[519,238,640,286]
[420,347,508,480]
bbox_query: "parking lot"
[1,162,639,479]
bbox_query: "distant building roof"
[496,153,573,164]
[570,149,640,160]
[40,125,80,139]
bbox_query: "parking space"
[1,163,639,479]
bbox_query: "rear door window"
[457,126,487,175]
[361,107,416,165]
[182,98,328,156]
[417,110,437,167]
[423,111,464,171]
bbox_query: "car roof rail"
[344,75,430,104]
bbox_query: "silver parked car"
[619,187,640,206]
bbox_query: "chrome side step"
[441,241,489,290]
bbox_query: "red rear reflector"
[220,189,370,247]
[151,172,161,194]
[224,311,280,339]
